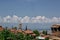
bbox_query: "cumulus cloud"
[0,15,60,23]
[21,16,30,23]
[3,15,11,23]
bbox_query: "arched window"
[58,27,60,31]
[51,27,54,31]
[54,28,57,31]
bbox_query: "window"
[51,28,53,31]
[58,27,60,31]
[54,28,57,31]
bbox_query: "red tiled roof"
[24,30,33,34]
[31,33,36,36]
[17,29,22,33]
[10,29,17,33]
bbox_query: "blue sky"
[0,0,60,17]
[0,0,60,29]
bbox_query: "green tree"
[0,31,5,40]
[9,32,17,40]
[33,30,40,36]
[0,30,11,40]
[13,27,17,30]
[0,29,17,40]
[16,33,24,40]
[25,34,33,40]
[42,30,47,35]
[0,28,36,40]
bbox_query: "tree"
[13,27,17,30]
[9,32,17,40]
[0,30,11,40]
[16,32,24,40]
[0,28,36,40]
[25,26,28,30]
[33,30,40,36]
[45,37,49,40]
[0,29,17,40]
[42,30,47,35]
[25,34,33,40]
[0,31,5,40]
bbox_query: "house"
[10,28,17,34]
[23,30,36,37]
[51,24,60,36]
[0,26,4,31]
[50,36,60,40]
[23,30,33,34]
[17,29,22,33]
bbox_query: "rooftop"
[52,24,60,28]
[24,30,33,34]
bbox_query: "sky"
[0,0,60,23]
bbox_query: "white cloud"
[0,15,60,23]
[11,15,19,23]
[3,15,11,23]
[21,16,30,23]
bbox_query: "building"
[17,29,22,33]
[10,28,17,34]
[24,30,33,34]
[0,26,4,31]
[51,24,60,37]
[50,36,60,40]
[23,30,36,37]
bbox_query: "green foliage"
[13,27,17,30]
[16,33,24,40]
[0,30,17,40]
[45,37,49,40]
[25,34,33,40]
[0,29,35,40]
[9,32,17,40]
[33,30,40,36]
[42,30,47,35]
[0,30,10,40]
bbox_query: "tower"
[18,19,22,30]
[18,23,22,30]
[25,25,28,30]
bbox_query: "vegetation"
[33,30,40,36]
[13,27,17,30]
[0,29,35,40]
[25,34,32,40]
[45,37,49,40]
[16,32,24,40]
[0,27,49,40]
[42,30,48,35]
